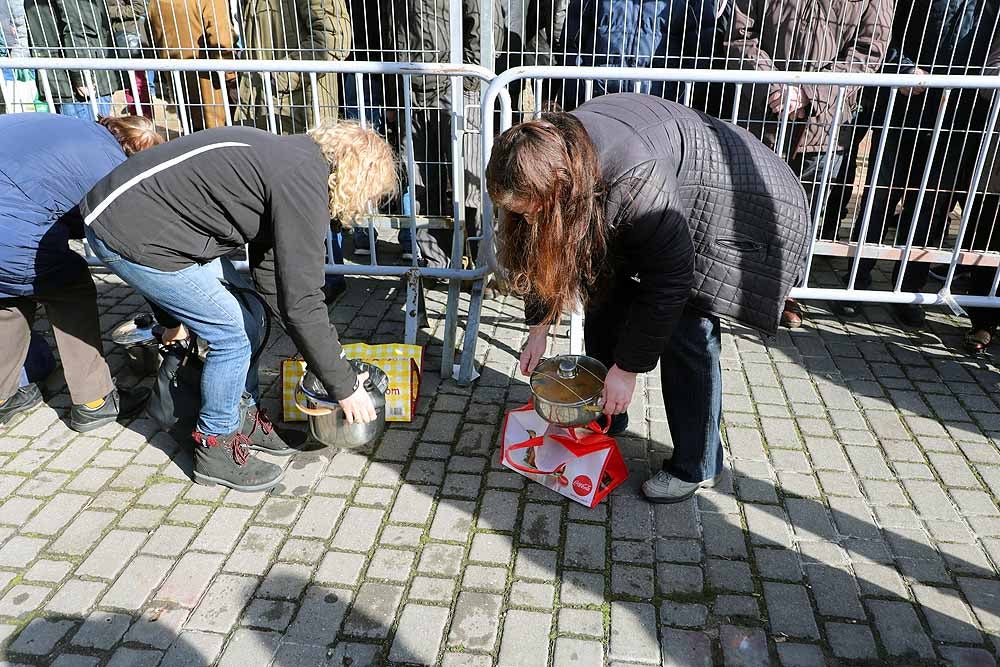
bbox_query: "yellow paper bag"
[281,343,423,423]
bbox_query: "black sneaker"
[892,303,926,327]
[240,404,303,456]
[192,431,284,491]
[0,384,43,426]
[69,385,151,433]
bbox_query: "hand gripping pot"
[110,312,162,376]
[529,355,608,427]
[294,359,390,450]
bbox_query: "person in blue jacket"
[0,113,160,430]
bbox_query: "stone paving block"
[101,555,174,610]
[185,574,258,634]
[707,559,753,593]
[0,535,46,568]
[167,503,212,525]
[389,603,450,664]
[327,451,367,478]
[950,489,1000,516]
[7,618,76,656]
[0,496,43,527]
[429,501,474,543]
[845,446,894,480]
[557,608,604,637]
[798,540,849,566]
[225,526,285,575]
[118,508,166,530]
[343,582,404,639]
[417,542,464,577]
[291,496,345,539]
[241,598,296,632]
[564,522,606,570]
[137,482,186,507]
[903,480,959,521]
[912,584,982,644]
[611,562,653,598]
[611,496,652,540]
[803,564,865,620]
[938,646,998,667]
[827,497,880,539]
[713,595,759,619]
[447,591,502,651]
[269,642,328,666]
[367,548,416,582]
[215,629,280,667]
[389,484,436,524]
[744,503,792,547]
[410,576,457,603]
[727,427,769,460]
[774,643,824,667]
[867,599,935,659]
[45,579,104,616]
[462,565,508,592]
[701,511,748,559]
[477,489,519,531]
[441,653,494,667]
[154,552,225,608]
[140,525,196,558]
[825,622,878,660]
[555,637,605,666]
[74,529,146,580]
[497,610,552,667]
[469,533,512,564]
[190,506,253,552]
[123,608,188,649]
[514,548,557,581]
[762,583,819,639]
[753,547,802,581]
[285,585,351,644]
[520,503,562,546]
[609,601,660,664]
[21,493,88,535]
[928,453,981,488]
[657,563,703,596]
[22,559,72,583]
[257,498,303,526]
[719,625,769,667]
[510,581,555,609]
[70,611,131,649]
[612,540,655,564]
[653,498,699,538]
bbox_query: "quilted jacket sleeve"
[608,161,695,373]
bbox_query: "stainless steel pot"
[294,359,390,450]
[110,313,161,376]
[529,355,608,426]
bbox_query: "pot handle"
[293,386,335,416]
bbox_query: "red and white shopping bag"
[501,402,628,508]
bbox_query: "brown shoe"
[781,299,803,329]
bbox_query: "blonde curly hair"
[308,120,398,224]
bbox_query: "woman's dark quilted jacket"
[527,94,811,374]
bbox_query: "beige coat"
[237,0,351,133]
[148,0,236,130]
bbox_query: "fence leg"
[457,276,485,384]
[404,268,421,345]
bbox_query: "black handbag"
[147,284,271,436]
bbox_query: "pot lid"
[530,355,607,406]
[111,313,158,346]
[301,358,390,402]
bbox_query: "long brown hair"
[98,116,164,156]
[486,112,607,325]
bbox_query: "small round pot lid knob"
[557,357,578,379]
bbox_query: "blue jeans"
[59,96,112,120]
[86,227,263,436]
[586,299,723,484]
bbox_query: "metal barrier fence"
[0,55,510,383]
[480,66,1000,352]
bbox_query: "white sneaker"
[642,470,719,504]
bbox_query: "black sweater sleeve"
[252,165,358,400]
[610,161,695,373]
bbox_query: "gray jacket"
[563,95,810,370]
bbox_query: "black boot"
[598,413,629,436]
[192,431,284,491]
[70,385,151,433]
[0,384,43,426]
[892,303,926,327]
[240,403,303,455]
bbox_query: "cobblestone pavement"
[2,261,1000,667]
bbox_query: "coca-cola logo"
[572,475,593,496]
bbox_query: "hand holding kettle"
[339,371,377,424]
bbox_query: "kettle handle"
[293,386,335,416]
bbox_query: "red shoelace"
[248,407,274,437]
